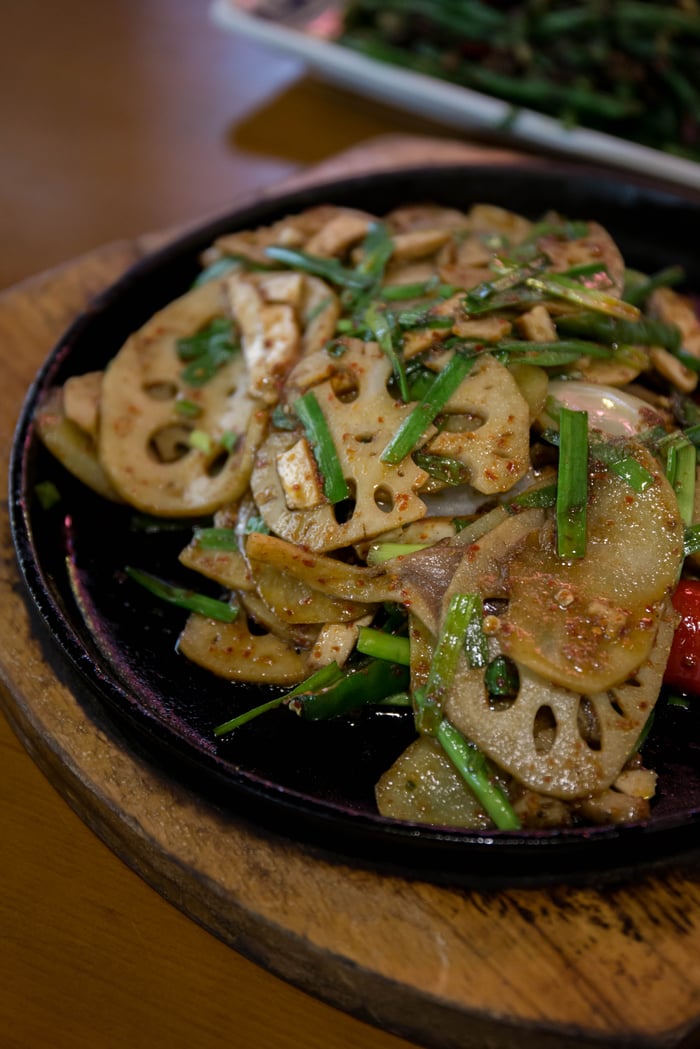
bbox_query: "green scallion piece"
[356,221,394,281]
[241,513,270,536]
[366,542,429,564]
[680,421,700,446]
[666,694,691,710]
[410,595,520,829]
[683,524,700,558]
[214,662,343,736]
[125,566,238,622]
[294,390,349,504]
[664,434,697,525]
[507,484,557,511]
[623,266,685,307]
[381,352,476,465]
[299,658,410,721]
[175,398,203,418]
[527,273,641,321]
[412,450,472,486]
[177,317,239,387]
[523,219,589,243]
[395,308,455,330]
[556,407,589,559]
[405,361,439,401]
[35,480,61,510]
[496,338,612,366]
[380,279,457,302]
[561,262,609,280]
[265,245,372,290]
[191,257,239,287]
[590,440,654,493]
[220,430,239,452]
[188,430,212,453]
[464,256,548,314]
[193,526,239,551]
[435,719,521,830]
[415,593,481,735]
[363,301,409,402]
[676,350,700,375]
[484,655,519,698]
[556,312,682,352]
[356,626,410,665]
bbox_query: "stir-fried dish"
[35,199,700,833]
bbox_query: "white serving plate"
[211,0,700,192]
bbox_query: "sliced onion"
[544,380,653,437]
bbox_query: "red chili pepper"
[664,580,700,696]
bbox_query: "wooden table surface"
[3,5,700,1049]
[0,5,437,1048]
[0,5,474,1049]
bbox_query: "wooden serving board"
[2,136,700,1049]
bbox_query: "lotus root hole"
[609,694,626,717]
[577,696,602,751]
[330,370,359,403]
[247,618,270,637]
[332,479,356,524]
[143,381,178,401]
[439,412,483,434]
[533,705,557,755]
[206,448,230,478]
[148,424,193,463]
[373,486,395,514]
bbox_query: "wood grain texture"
[2,137,700,1049]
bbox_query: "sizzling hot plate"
[10,163,700,887]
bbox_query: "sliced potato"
[178,540,254,592]
[35,387,122,501]
[503,443,683,693]
[62,370,103,439]
[178,610,308,684]
[247,559,374,624]
[376,735,495,830]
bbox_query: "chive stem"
[264,245,371,290]
[527,274,641,321]
[364,300,410,402]
[436,719,521,830]
[381,352,476,465]
[414,593,481,735]
[590,441,654,494]
[356,627,411,665]
[125,566,238,622]
[193,526,239,551]
[214,662,343,736]
[556,407,589,559]
[664,434,697,525]
[366,542,429,564]
[294,390,349,504]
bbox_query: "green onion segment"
[294,390,350,504]
[125,566,238,622]
[556,406,589,559]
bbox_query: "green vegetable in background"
[340,0,700,161]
